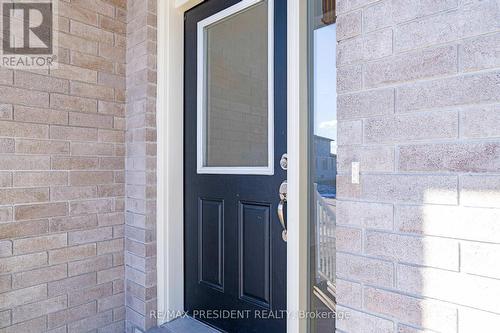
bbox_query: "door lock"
[277,180,287,242]
[280,153,288,171]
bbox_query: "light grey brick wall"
[0,1,126,332]
[335,0,500,332]
[125,0,157,332]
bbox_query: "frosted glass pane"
[204,2,269,167]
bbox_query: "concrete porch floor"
[149,317,221,333]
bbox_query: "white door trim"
[286,0,309,332]
[156,0,309,331]
[156,0,203,324]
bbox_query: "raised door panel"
[199,198,224,291]
[239,202,271,308]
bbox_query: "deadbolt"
[280,153,288,170]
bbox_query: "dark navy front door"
[184,0,287,332]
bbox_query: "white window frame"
[196,0,275,175]
[157,0,308,332]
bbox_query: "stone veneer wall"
[335,0,500,332]
[0,0,127,332]
[125,0,158,332]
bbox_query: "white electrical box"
[351,162,360,184]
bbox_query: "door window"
[197,0,274,175]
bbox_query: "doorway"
[156,1,334,332]
[183,0,288,332]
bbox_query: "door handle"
[278,180,287,242]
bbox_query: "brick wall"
[335,0,500,332]
[125,0,158,332]
[0,1,126,332]
[2,0,499,332]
